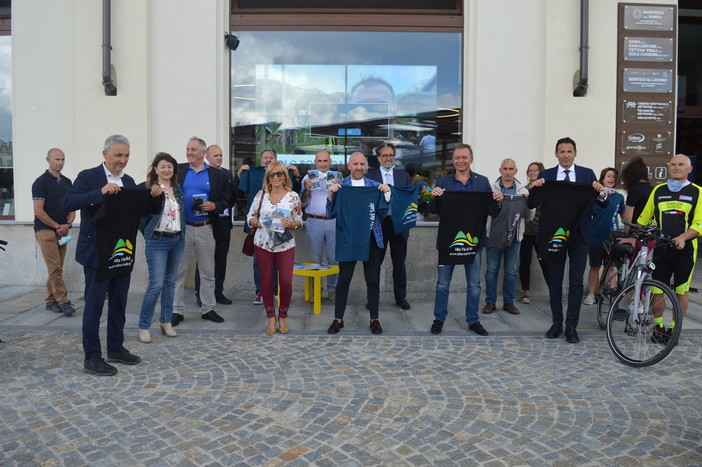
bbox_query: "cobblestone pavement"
[1,330,701,466]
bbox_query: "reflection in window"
[230,30,462,217]
[0,35,11,219]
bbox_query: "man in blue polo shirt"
[429,143,503,336]
[32,148,76,316]
[171,137,231,326]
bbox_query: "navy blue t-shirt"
[31,170,73,231]
[330,185,388,262]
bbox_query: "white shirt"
[557,165,576,182]
[381,167,395,186]
[103,163,124,187]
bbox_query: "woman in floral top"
[247,161,303,334]
[137,153,186,343]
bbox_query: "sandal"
[278,318,288,334]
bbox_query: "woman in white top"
[247,161,303,334]
[137,153,186,343]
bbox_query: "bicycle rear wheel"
[606,279,682,367]
[596,258,620,330]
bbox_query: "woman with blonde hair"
[247,161,303,334]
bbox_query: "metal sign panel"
[621,100,673,124]
[624,37,674,62]
[620,130,673,155]
[623,5,674,31]
[623,68,673,93]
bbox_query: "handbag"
[242,191,264,257]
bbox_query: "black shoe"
[546,324,562,339]
[171,313,184,327]
[564,326,579,343]
[106,348,141,365]
[196,294,202,307]
[327,319,344,334]
[216,294,232,305]
[430,319,444,334]
[202,310,224,323]
[468,321,488,336]
[651,325,669,344]
[60,301,76,316]
[395,298,411,310]
[46,301,61,313]
[84,357,118,376]
[370,319,383,334]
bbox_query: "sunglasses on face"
[268,171,285,179]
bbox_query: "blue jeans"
[139,235,185,329]
[433,249,482,325]
[485,242,521,305]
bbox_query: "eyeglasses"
[379,153,395,158]
[527,168,539,173]
[268,171,285,179]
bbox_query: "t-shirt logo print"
[109,238,133,260]
[548,227,570,253]
[449,231,478,257]
[401,202,418,226]
[107,238,135,271]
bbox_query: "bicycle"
[605,221,682,367]
[596,230,635,329]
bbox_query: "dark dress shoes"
[202,310,224,323]
[430,319,444,334]
[106,347,142,365]
[564,326,580,343]
[468,321,488,336]
[327,319,344,334]
[84,357,118,376]
[546,324,562,339]
[216,294,233,305]
[396,298,411,310]
[171,313,184,327]
[370,319,383,334]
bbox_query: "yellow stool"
[292,265,340,315]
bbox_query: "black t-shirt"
[626,182,653,225]
[31,170,73,231]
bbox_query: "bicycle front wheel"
[597,258,620,330]
[606,279,682,367]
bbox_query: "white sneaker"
[253,294,263,305]
[583,293,596,305]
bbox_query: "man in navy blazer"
[366,143,413,310]
[529,137,607,343]
[62,135,162,376]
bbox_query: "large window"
[0,34,11,219]
[230,30,462,216]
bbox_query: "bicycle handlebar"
[621,221,672,246]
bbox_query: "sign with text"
[623,68,673,93]
[623,5,674,31]
[616,4,677,184]
[621,100,673,125]
[624,37,674,62]
[620,130,672,156]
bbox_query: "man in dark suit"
[171,137,231,326]
[62,135,162,376]
[366,143,412,310]
[194,144,238,305]
[529,137,607,343]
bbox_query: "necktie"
[385,171,393,185]
[564,169,571,182]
